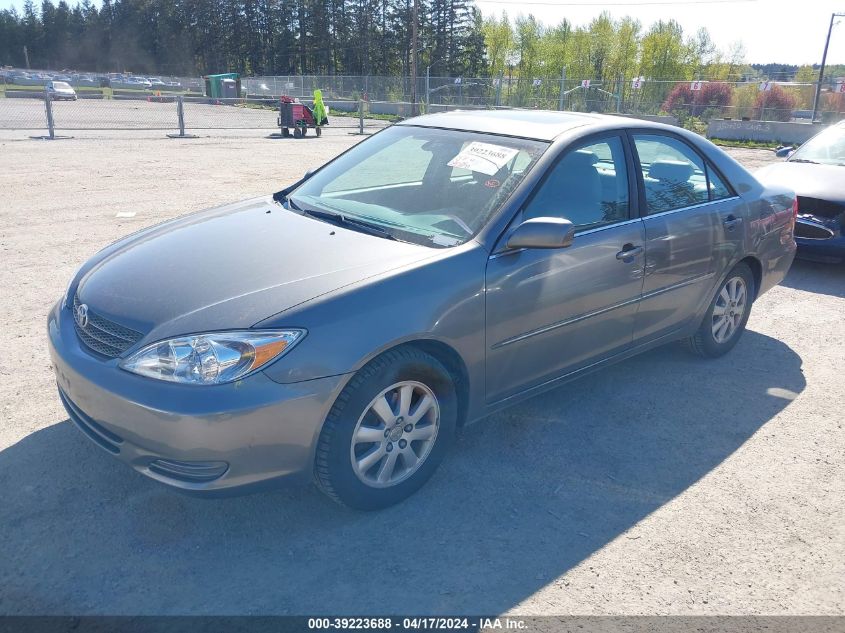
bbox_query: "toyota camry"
[48,111,797,509]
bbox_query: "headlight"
[119,330,304,385]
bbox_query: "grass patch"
[711,138,794,150]
[331,109,402,123]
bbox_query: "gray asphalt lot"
[0,129,842,616]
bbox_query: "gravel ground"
[0,131,843,617]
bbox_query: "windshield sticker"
[447,142,519,176]
[484,179,500,188]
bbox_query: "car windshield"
[288,125,548,247]
[53,82,71,89]
[789,125,845,166]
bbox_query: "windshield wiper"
[789,158,820,164]
[296,205,397,240]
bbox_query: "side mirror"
[506,217,575,250]
[775,146,794,158]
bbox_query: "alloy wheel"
[712,276,747,344]
[350,381,440,488]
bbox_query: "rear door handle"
[616,244,644,261]
[723,215,742,230]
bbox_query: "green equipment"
[204,73,241,99]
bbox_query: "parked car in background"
[149,77,166,88]
[130,76,152,88]
[110,76,150,90]
[49,111,796,510]
[46,81,77,100]
[13,72,48,86]
[757,121,845,263]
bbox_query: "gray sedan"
[48,111,797,509]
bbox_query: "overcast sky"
[4,0,845,65]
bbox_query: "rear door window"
[633,134,709,214]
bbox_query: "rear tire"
[684,262,755,358]
[314,347,457,510]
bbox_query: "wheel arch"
[391,339,470,427]
[335,334,473,428]
[737,255,762,301]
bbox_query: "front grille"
[72,294,143,358]
[795,219,835,240]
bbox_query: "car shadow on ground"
[781,258,845,298]
[1,331,804,615]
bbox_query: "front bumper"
[794,214,845,263]
[47,300,350,494]
[795,235,845,263]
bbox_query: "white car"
[129,76,152,88]
[46,81,77,101]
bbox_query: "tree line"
[0,0,485,77]
[2,1,843,92]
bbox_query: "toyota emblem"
[76,303,89,328]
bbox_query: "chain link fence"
[0,93,390,137]
[3,70,844,137]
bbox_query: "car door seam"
[491,295,643,349]
[639,272,715,302]
[491,271,713,350]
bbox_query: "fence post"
[44,93,55,139]
[166,96,197,139]
[347,99,370,136]
[495,72,503,107]
[177,96,186,135]
[29,90,71,140]
[558,67,566,111]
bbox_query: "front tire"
[685,262,755,358]
[315,347,457,510]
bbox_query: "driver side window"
[523,136,630,230]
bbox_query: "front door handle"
[616,244,644,261]
[723,215,742,231]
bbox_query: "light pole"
[411,0,419,115]
[811,12,844,123]
[425,55,445,109]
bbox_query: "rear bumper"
[47,300,350,495]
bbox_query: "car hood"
[76,196,435,342]
[755,162,845,205]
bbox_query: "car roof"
[400,109,676,142]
